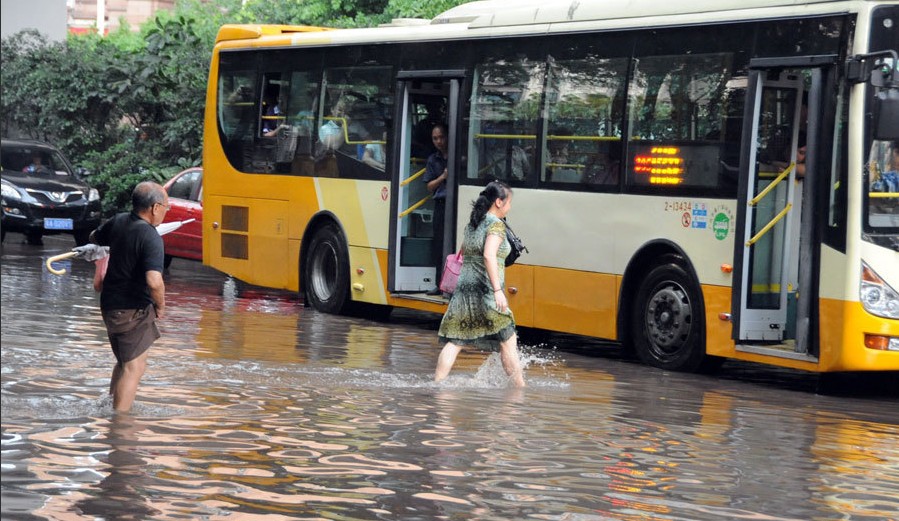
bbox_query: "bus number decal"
[664,200,692,212]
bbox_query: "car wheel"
[630,255,707,372]
[25,232,43,246]
[303,223,351,314]
[164,254,173,269]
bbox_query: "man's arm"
[146,270,165,319]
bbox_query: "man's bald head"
[132,181,167,213]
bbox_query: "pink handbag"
[439,251,463,294]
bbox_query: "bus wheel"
[304,223,350,314]
[631,257,706,372]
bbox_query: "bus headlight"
[860,262,899,319]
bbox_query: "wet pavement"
[2,232,898,520]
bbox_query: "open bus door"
[733,59,833,359]
[388,73,461,294]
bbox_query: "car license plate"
[44,218,73,230]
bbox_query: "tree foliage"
[1,0,468,215]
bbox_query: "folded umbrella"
[45,219,195,276]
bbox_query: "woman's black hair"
[468,180,511,230]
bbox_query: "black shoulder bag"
[503,220,528,267]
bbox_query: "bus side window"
[218,71,257,172]
[469,59,543,183]
[545,55,628,189]
[626,52,736,191]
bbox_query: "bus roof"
[433,0,857,27]
[214,0,868,49]
[215,24,332,44]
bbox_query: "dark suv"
[1,139,102,245]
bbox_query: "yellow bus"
[202,0,899,373]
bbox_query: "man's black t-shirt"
[94,212,165,311]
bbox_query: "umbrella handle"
[46,251,79,275]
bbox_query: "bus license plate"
[44,218,73,230]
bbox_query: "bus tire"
[304,223,351,314]
[630,256,706,372]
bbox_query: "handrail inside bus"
[869,191,899,198]
[398,195,432,219]
[400,167,426,187]
[323,116,386,146]
[746,203,792,247]
[749,163,794,207]
[473,133,621,142]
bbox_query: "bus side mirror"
[873,89,899,141]
[870,57,898,88]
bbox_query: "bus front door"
[389,75,460,293]
[735,70,805,344]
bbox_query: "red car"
[161,167,203,267]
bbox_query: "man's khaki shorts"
[102,304,160,364]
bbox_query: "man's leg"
[112,350,149,412]
[109,362,123,397]
[427,200,447,295]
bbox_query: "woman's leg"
[435,342,462,382]
[499,335,525,388]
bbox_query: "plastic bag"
[439,251,463,294]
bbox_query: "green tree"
[1,0,470,215]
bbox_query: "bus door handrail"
[745,162,795,247]
[749,162,794,207]
[398,195,432,219]
[400,167,426,187]
[398,166,430,219]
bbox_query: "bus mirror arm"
[846,50,898,87]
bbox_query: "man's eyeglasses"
[155,202,171,210]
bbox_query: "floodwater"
[2,234,898,521]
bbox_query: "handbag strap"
[502,219,528,252]
[502,218,518,238]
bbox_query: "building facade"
[2,0,174,39]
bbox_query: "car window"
[168,170,202,201]
[2,146,72,176]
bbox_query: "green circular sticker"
[713,212,730,240]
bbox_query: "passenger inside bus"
[412,101,445,160]
[546,128,580,183]
[424,123,449,295]
[479,121,530,181]
[362,130,387,170]
[318,97,347,154]
[262,87,288,137]
[583,140,621,185]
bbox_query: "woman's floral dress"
[437,213,515,351]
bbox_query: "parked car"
[1,139,102,245]
[161,167,203,267]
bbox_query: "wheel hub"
[645,285,692,352]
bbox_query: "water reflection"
[73,415,161,520]
[2,236,898,520]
